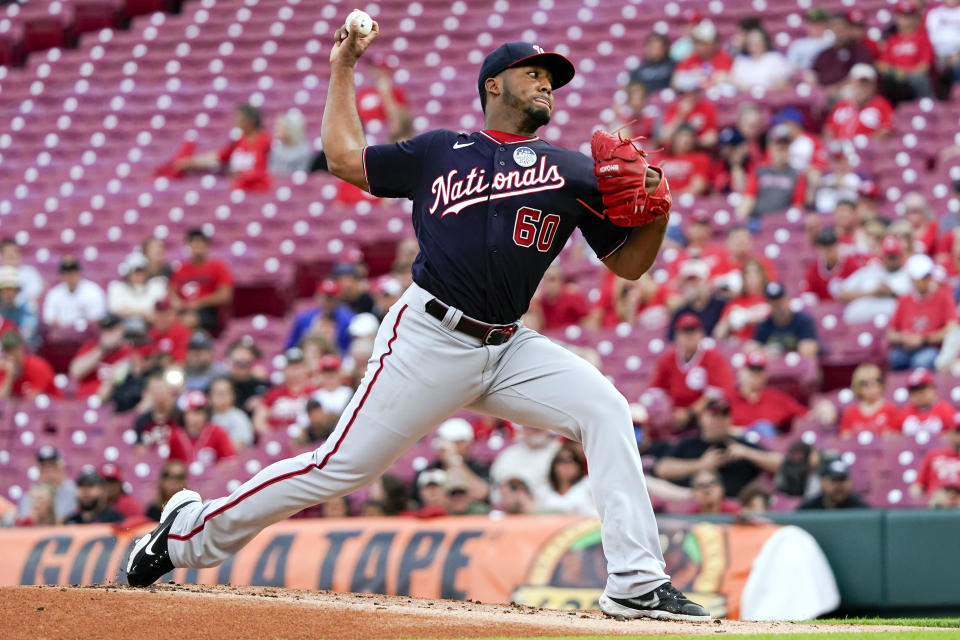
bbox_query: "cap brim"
[505,52,576,90]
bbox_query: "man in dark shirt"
[810,13,874,89]
[134,372,183,446]
[798,459,871,510]
[629,33,676,92]
[750,282,819,358]
[225,339,271,414]
[667,260,727,340]
[654,396,783,497]
[64,468,124,524]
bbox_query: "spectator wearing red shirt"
[175,104,272,191]
[133,372,183,447]
[589,272,675,328]
[713,259,770,341]
[527,265,589,331]
[674,20,733,91]
[736,125,808,220]
[730,351,807,433]
[357,55,414,143]
[68,314,133,399]
[801,228,861,302]
[0,332,60,399]
[650,313,735,432]
[168,390,235,465]
[614,81,661,142]
[888,254,957,371]
[170,228,234,336]
[899,369,956,437]
[253,347,318,435]
[662,75,719,148]
[840,364,900,437]
[721,226,779,285]
[911,424,960,498]
[825,64,894,140]
[665,210,731,281]
[148,298,191,363]
[878,1,935,101]
[659,126,711,195]
[99,463,144,518]
[901,192,939,256]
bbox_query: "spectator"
[738,484,772,514]
[840,364,900,437]
[589,272,674,328]
[320,496,351,518]
[496,477,536,515]
[41,255,106,329]
[134,372,183,447]
[526,265,589,331]
[667,261,727,339]
[418,418,489,503]
[724,226,779,283]
[446,475,491,516]
[771,108,827,173]
[268,108,312,174]
[877,1,934,102]
[901,192,938,256]
[0,332,60,399]
[142,236,172,282]
[715,126,750,194]
[489,425,560,500]
[254,347,316,434]
[183,331,226,392]
[0,266,39,346]
[332,262,376,315]
[655,396,783,497]
[662,78,718,149]
[847,9,882,60]
[536,443,597,517]
[98,463,144,518]
[674,20,733,89]
[787,8,834,70]
[209,377,254,449]
[810,13,875,89]
[284,279,356,353]
[801,228,861,302]
[888,254,956,371]
[614,82,660,142]
[898,368,955,437]
[652,314,734,433]
[169,228,234,336]
[69,314,133,399]
[175,104,272,191]
[372,275,404,320]
[838,235,911,324]
[107,252,167,321]
[825,65,894,140]
[686,469,740,514]
[713,259,770,340]
[666,210,731,281]
[366,473,410,516]
[412,469,449,517]
[295,398,337,445]
[798,460,870,510]
[669,9,701,62]
[148,298,191,364]
[226,338,271,414]
[17,446,76,523]
[64,467,124,524]
[630,33,676,92]
[731,28,793,91]
[145,459,188,521]
[309,354,352,419]
[926,0,960,98]
[736,125,807,221]
[357,55,414,143]
[750,283,819,358]
[0,237,43,308]
[730,351,808,434]
[775,440,822,499]
[911,423,960,499]
[109,319,158,412]
[812,145,863,214]
[16,483,58,526]
[168,390,235,465]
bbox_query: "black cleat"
[125,489,201,587]
[599,582,711,621]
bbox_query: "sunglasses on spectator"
[231,359,253,368]
[693,480,720,489]
[161,472,186,480]
[555,455,578,463]
[857,379,882,387]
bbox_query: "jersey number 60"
[513,207,560,252]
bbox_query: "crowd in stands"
[4,1,960,529]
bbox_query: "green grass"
[816,618,960,628]
[426,634,959,640]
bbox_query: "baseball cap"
[675,312,703,332]
[895,0,918,14]
[182,389,209,411]
[76,466,103,486]
[123,252,148,273]
[284,347,305,365]
[682,8,702,23]
[98,463,122,482]
[99,313,123,330]
[319,354,341,372]
[804,7,831,22]
[155,297,173,312]
[186,227,209,242]
[331,262,364,278]
[820,459,850,479]
[0,266,19,289]
[679,259,709,281]
[705,394,731,415]
[844,9,866,25]
[478,42,575,102]
[772,107,804,127]
[418,468,448,489]
[815,228,838,246]
[765,282,786,300]
[187,330,213,350]
[690,209,711,225]
[849,63,877,82]
[745,351,768,369]
[907,368,935,390]
[316,278,341,296]
[858,180,880,199]
[58,256,80,272]
[768,124,793,144]
[881,235,904,256]
[437,417,474,442]
[374,275,403,297]
[1,331,23,351]
[902,191,928,212]
[691,20,717,42]
[906,253,934,280]
[36,445,61,463]
[718,126,745,147]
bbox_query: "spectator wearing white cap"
[269,108,313,174]
[838,235,913,324]
[673,20,733,89]
[107,252,168,322]
[888,254,956,371]
[0,237,43,309]
[41,255,107,329]
[416,418,489,503]
[825,64,894,140]
[17,446,77,523]
[0,266,39,347]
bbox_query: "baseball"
[344,9,373,36]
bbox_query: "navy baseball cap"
[478,42,575,100]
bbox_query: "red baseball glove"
[589,129,672,227]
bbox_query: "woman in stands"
[713,259,770,340]
[536,442,597,517]
[730,28,793,91]
[839,364,900,437]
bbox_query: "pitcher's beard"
[525,104,551,127]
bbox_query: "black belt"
[424,299,518,345]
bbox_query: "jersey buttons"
[499,160,505,166]
[499,146,506,151]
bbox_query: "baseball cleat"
[599,582,711,621]
[125,489,201,587]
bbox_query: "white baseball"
[344,9,373,36]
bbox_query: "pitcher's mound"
[0,584,907,639]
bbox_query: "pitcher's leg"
[469,330,668,597]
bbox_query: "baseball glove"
[589,129,672,227]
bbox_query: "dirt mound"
[0,584,917,639]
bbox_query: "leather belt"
[424,299,518,345]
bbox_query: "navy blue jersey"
[363,129,629,324]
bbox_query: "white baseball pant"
[167,282,669,598]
